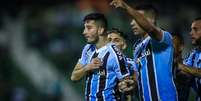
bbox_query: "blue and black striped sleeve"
[78,44,91,65]
[158,30,173,46]
[183,50,196,67]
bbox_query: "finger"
[93,58,102,64]
[118,83,127,90]
[93,58,100,61]
[110,0,118,6]
[119,82,127,87]
[94,61,101,65]
[123,86,134,92]
[96,58,102,62]
[118,85,126,89]
[126,80,135,85]
[115,5,119,8]
[119,86,127,92]
[110,1,115,5]
[121,85,128,90]
[118,81,126,86]
[93,65,100,69]
[94,61,102,67]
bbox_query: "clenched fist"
[85,58,102,71]
[110,0,126,9]
[118,79,136,92]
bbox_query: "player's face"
[130,10,155,36]
[130,10,148,36]
[190,20,201,45]
[83,20,99,44]
[108,33,126,50]
[130,19,145,36]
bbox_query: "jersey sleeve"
[158,30,173,46]
[110,45,130,80]
[78,44,91,65]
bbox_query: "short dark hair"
[83,13,108,30]
[135,3,158,19]
[107,28,127,39]
[193,17,201,21]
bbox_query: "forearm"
[122,1,161,40]
[182,66,201,78]
[71,63,88,81]
[123,2,154,34]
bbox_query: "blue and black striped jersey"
[133,31,177,101]
[183,48,201,101]
[79,43,130,101]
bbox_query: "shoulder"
[82,44,95,52]
[162,30,172,35]
[161,30,172,40]
[151,30,173,46]
[184,48,197,60]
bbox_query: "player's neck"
[96,36,109,49]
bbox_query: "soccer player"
[110,0,177,101]
[107,28,138,101]
[71,13,130,101]
[178,17,201,101]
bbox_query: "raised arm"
[110,0,162,41]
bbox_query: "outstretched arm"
[178,63,201,78]
[110,0,162,41]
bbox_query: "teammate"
[110,0,177,101]
[178,17,201,101]
[107,28,138,101]
[71,13,130,101]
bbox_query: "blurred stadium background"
[0,0,200,101]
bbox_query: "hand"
[118,79,136,92]
[110,0,126,9]
[85,58,102,71]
